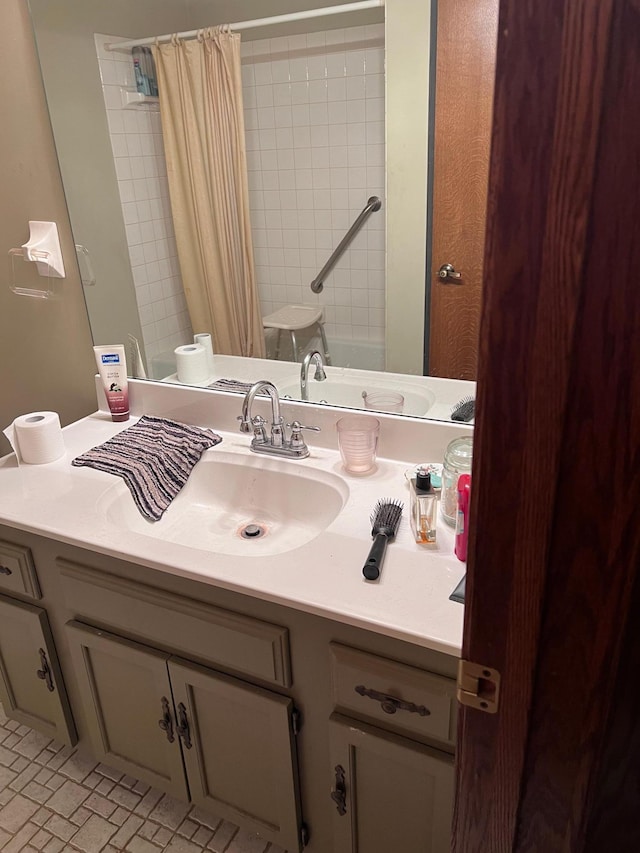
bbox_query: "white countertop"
[0,383,466,658]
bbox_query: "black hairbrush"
[363,499,403,581]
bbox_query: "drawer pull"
[354,684,431,717]
[36,648,55,692]
[0,565,12,576]
[330,764,347,816]
[176,702,192,749]
[158,696,175,743]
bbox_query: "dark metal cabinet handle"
[176,702,192,749]
[158,696,175,743]
[36,648,55,692]
[354,684,431,717]
[0,565,12,575]
[330,764,347,816]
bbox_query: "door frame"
[453,0,640,850]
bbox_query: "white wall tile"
[347,100,366,123]
[292,104,310,126]
[253,63,273,85]
[257,106,275,128]
[271,59,291,83]
[289,58,308,82]
[310,125,329,147]
[327,78,346,101]
[279,170,296,189]
[274,106,293,127]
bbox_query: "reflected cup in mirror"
[362,390,404,414]
[336,415,380,474]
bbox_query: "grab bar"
[310,196,382,293]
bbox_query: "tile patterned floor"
[0,705,285,853]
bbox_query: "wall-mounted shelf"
[8,221,66,299]
[120,88,159,110]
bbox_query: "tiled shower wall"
[95,34,192,373]
[241,24,386,366]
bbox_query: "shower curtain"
[152,29,265,358]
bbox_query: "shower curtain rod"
[106,0,385,51]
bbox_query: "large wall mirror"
[28,0,497,422]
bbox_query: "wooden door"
[453,0,640,850]
[428,0,499,379]
[328,715,454,853]
[66,621,188,799]
[168,657,303,853]
[0,594,76,745]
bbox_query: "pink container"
[454,474,471,562]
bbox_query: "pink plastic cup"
[336,415,380,474]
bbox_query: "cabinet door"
[328,715,454,853]
[66,621,188,799]
[0,594,76,745]
[169,658,303,853]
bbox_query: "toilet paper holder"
[8,221,66,299]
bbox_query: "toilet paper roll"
[193,333,215,375]
[2,411,65,465]
[174,343,209,385]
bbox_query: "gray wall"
[0,0,97,455]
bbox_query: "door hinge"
[300,822,310,848]
[457,660,500,713]
[291,707,302,735]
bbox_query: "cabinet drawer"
[329,643,456,748]
[0,539,41,599]
[58,559,291,687]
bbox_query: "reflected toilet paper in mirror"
[174,343,209,385]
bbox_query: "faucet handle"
[251,415,268,444]
[286,420,321,451]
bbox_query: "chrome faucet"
[300,350,327,401]
[238,380,320,459]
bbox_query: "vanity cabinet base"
[66,620,304,853]
[0,523,459,853]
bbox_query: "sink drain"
[239,523,267,540]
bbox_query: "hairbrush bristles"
[451,396,475,422]
[370,498,403,537]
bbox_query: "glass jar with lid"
[441,436,473,526]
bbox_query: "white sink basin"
[99,450,349,556]
[279,380,435,417]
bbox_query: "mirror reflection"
[28,0,495,422]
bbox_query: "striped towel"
[207,378,255,393]
[72,415,222,522]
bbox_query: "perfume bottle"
[409,467,438,544]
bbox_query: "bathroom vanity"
[0,381,466,853]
